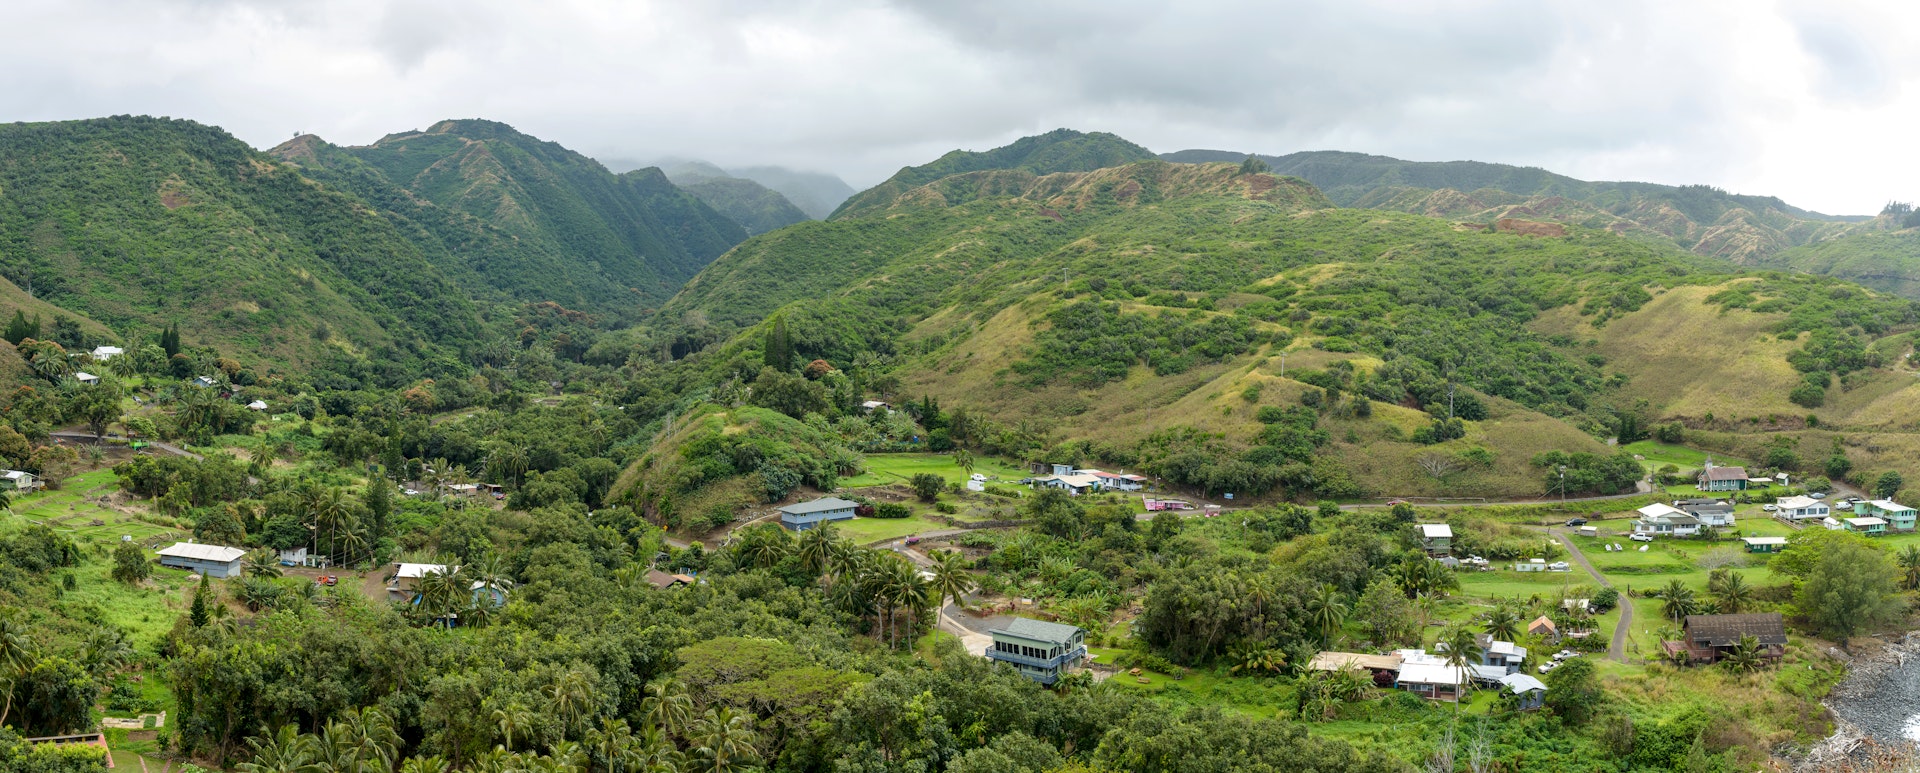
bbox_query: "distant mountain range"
[1161,148,1884,265]
[831,129,1156,219]
[603,158,856,223]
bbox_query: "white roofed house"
[1774,495,1830,522]
[247,400,268,411]
[1417,523,1453,556]
[1634,503,1700,537]
[1436,635,1527,676]
[1079,469,1147,492]
[1033,474,1101,496]
[157,542,247,578]
[74,371,99,385]
[90,345,124,361]
[0,470,38,491]
[1392,649,1467,702]
[1677,500,1735,528]
[390,562,455,595]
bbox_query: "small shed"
[75,372,99,385]
[1498,673,1548,710]
[1741,536,1787,554]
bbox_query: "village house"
[1392,649,1467,701]
[1308,651,1405,687]
[1774,495,1830,522]
[1029,462,1076,476]
[247,400,268,411]
[985,617,1086,685]
[1844,516,1888,536]
[0,469,37,491]
[1527,615,1558,643]
[191,375,216,388]
[859,400,891,413]
[1080,469,1147,491]
[1417,523,1453,556]
[157,542,247,578]
[90,345,124,361]
[74,371,99,385]
[1676,499,1735,527]
[1697,463,1750,492]
[278,547,308,566]
[1634,503,1701,537]
[1864,500,1918,531]
[778,497,860,531]
[1664,613,1787,664]
[1498,673,1548,710]
[1436,635,1527,675]
[390,563,453,596]
[1741,536,1787,554]
[644,569,696,589]
[1033,473,1101,496]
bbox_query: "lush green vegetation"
[833,128,1155,218]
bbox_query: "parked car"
[1811,492,1827,499]
[905,536,921,545]
[1762,504,1778,512]
[1538,662,1557,674]
[1630,533,1654,542]
[1565,517,1588,527]
[1847,496,1865,504]
[1385,499,1409,506]
[1548,561,1571,572]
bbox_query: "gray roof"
[157,542,247,563]
[991,616,1082,645]
[777,497,860,516]
[1499,673,1547,693]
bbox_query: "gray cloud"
[0,0,1915,213]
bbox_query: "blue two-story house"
[986,617,1086,685]
[778,497,860,531]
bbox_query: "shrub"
[910,473,944,502]
[873,502,911,519]
[935,502,959,515]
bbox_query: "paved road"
[1547,528,1631,663]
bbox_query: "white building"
[1775,495,1830,522]
[90,345,124,361]
[157,542,247,578]
[1634,503,1701,537]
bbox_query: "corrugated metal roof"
[157,542,246,563]
[1418,524,1452,538]
[1499,673,1547,693]
[396,563,452,578]
[778,497,861,516]
[992,616,1081,644]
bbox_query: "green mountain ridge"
[1161,148,1874,267]
[277,119,746,323]
[0,116,483,368]
[831,128,1157,219]
[658,162,812,235]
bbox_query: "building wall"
[159,556,242,578]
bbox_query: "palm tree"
[1721,634,1766,674]
[491,700,533,752]
[641,678,695,739]
[796,524,838,574]
[586,718,636,773]
[1481,600,1521,641]
[235,724,315,773]
[1438,625,1481,712]
[399,757,451,773]
[952,449,975,479]
[326,707,402,773]
[1659,579,1700,623]
[0,617,36,726]
[1306,584,1348,647]
[928,549,975,614]
[1709,571,1753,614]
[547,668,599,735]
[736,525,790,570]
[633,723,684,773]
[246,549,284,579]
[687,707,760,773]
[308,487,354,567]
[1899,545,1920,591]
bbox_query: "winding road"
[1547,528,1631,663]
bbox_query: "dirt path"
[1547,528,1631,663]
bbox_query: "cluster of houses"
[1312,633,1548,709]
[1632,499,1735,537]
[1024,463,1148,496]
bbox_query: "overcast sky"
[3,0,1915,214]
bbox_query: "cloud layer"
[2,0,1915,213]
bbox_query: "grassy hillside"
[1162,148,1869,266]
[279,119,746,321]
[0,116,483,367]
[609,403,861,531]
[832,128,1157,218]
[1765,226,1920,298]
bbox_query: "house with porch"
[1741,536,1787,554]
[1844,517,1888,536]
[1677,500,1735,528]
[1697,464,1750,492]
[1033,474,1101,496]
[778,497,860,531]
[985,617,1086,685]
[1665,613,1787,664]
[1634,503,1701,537]
[1864,500,1918,531]
[1417,523,1453,556]
[0,470,37,491]
[1080,469,1147,491]
[90,345,124,361]
[1436,635,1527,675]
[1773,495,1829,522]
[1392,650,1467,702]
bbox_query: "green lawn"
[840,453,1031,489]
[1622,441,1749,476]
[833,514,957,544]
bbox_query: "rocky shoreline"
[1801,633,1920,769]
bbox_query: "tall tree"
[763,315,793,372]
[1306,584,1348,647]
[1799,540,1903,644]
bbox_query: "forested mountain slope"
[275,119,746,321]
[660,162,811,235]
[1162,148,1870,265]
[0,116,483,367]
[730,165,856,220]
[831,128,1156,218]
